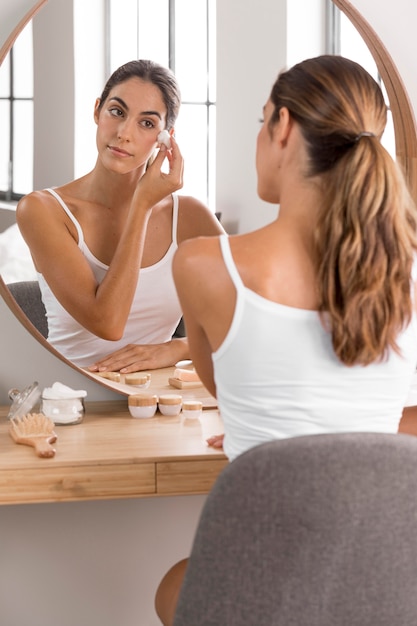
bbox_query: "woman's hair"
[269,55,417,366]
[97,59,181,130]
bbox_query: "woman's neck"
[76,161,145,207]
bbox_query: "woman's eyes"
[109,107,123,117]
[141,119,156,129]
[107,109,155,128]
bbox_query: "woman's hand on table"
[88,338,189,374]
[206,434,224,449]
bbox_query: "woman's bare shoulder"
[16,187,74,236]
[177,195,224,240]
[16,189,58,222]
[17,179,83,213]
[174,234,223,280]
[17,188,53,206]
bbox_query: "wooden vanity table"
[2,361,417,507]
[0,368,228,506]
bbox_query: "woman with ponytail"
[173,54,417,461]
[155,55,417,625]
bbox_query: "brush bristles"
[11,413,55,436]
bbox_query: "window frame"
[0,46,34,202]
[106,0,216,208]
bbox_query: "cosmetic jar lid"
[182,400,203,411]
[8,381,41,420]
[128,394,158,407]
[125,373,151,386]
[158,394,182,405]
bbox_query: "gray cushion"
[174,432,417,626]
[7,280,48,338]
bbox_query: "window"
[0,22,34,201]
[107,0,216,207]
[1,1,215,208]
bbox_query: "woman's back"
[214,235,417,461]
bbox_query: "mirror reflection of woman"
[17,60,223,373]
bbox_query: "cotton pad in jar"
[41,382,87,425]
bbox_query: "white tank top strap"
[45,187,84,246]
[219,234,244,290]
[171,193,179,245]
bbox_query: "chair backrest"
[174,432,417,626]
[7,280,48,338]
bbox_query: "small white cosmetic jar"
[125,373,151,388]
[158,394,182,416]
[128,394,158,418]
[182,400,203,420]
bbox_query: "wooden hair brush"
[9,413,57,458]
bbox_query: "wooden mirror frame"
[1,0,417,390]
[332,0,417,200]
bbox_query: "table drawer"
[156,459,229,495]
[0,462,156,504]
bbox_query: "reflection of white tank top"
[38,188,182,368]
[214,234,417,462]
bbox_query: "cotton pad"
[157,129,171,149]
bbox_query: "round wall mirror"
[1,0,416,395]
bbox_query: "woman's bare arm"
[172,236,236,396]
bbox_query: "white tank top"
[38,188,182,367]
[213,235,417,461]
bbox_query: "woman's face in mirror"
[94,77,168,174]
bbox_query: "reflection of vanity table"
[0,367,228,506]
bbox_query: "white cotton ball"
[157,129,171,149]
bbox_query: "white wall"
[33,0,75,188]
[1,1,417,624]
[0,495,207,626]
[216,0,327,235]
[216,0,287,235]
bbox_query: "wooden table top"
[0,372,228,506]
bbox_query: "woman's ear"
[93,98,101,124]
[276,107,292,145]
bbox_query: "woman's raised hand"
[134,135,184,208]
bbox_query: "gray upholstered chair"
[173,432,417,626]
[7,280,48,338]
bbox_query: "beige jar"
[128,394,158,418]
[158,394,182,416]
[182,400,203,420]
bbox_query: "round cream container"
[182,400,203,420]
[128,394,158,418]
[158,394,182,416]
